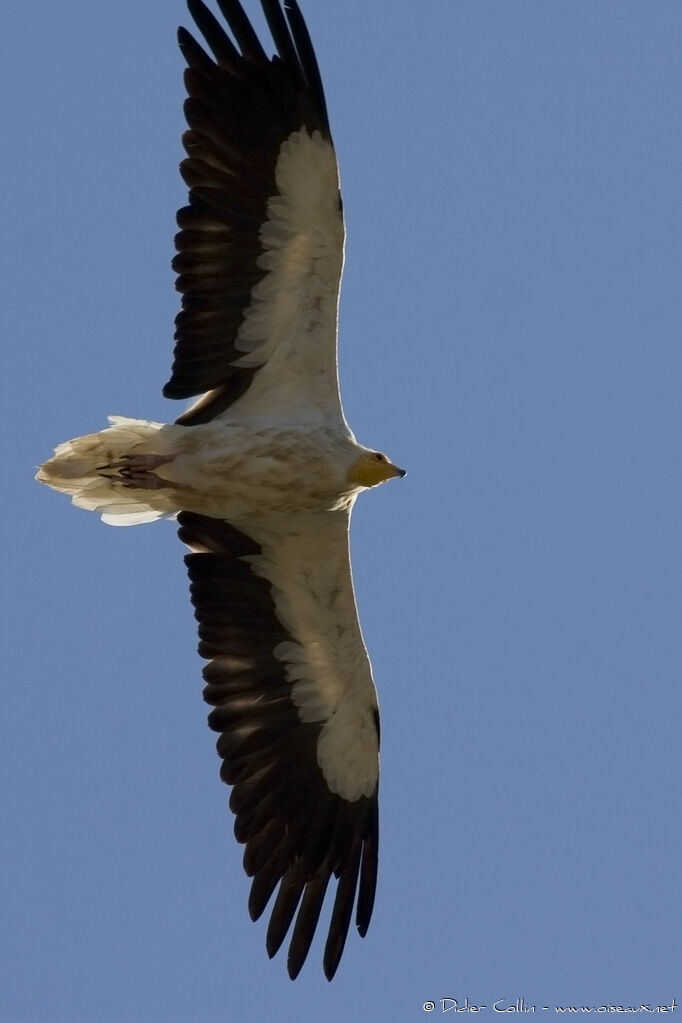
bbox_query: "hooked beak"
[390,463,407,479]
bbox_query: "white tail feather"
[36,416,176,525]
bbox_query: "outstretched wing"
[166,0,346,426]
[178,508,380,980]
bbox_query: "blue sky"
[4,1,681,1020]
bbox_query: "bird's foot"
[96,453,173,490]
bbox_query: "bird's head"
[347,451,407,489]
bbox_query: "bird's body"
[36,0,404,981]
[38,414,375,522]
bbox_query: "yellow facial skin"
[347,452,407,488]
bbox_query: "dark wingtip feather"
[356,802,379,936]
[186,0,241,68]
[322,845,362,981]
[215,0,269,64]
[261,0,300,75]
[283,0,330,134]
[286,876,330,979]
[266,880,304,959]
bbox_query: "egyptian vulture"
[37,0,405,980]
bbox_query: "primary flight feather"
[37,0,404,981]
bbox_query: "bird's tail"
[36,416,177,526]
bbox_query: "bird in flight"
[37,0,405,981]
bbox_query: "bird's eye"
[374,453,385,461]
